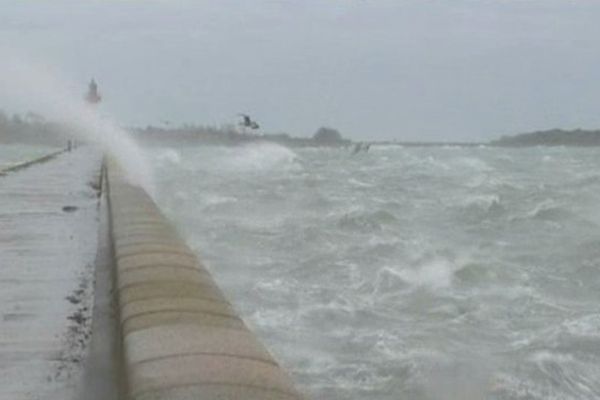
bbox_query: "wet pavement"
[0,148,102,400]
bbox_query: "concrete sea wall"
[106,164,303,400]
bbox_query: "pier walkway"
[0,148,303,399]
[0,148,102,399]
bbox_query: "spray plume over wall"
[0,55,154,192]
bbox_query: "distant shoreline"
[131,127,600,148]
[2,113,600,147]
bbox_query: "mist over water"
[151,143,600,399]
[0,54,153,191]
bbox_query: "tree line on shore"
[3,109,600,147]
[132,125,351,147]
[491,129,600,147]
[0,110,73,145]
[0,110,351,147]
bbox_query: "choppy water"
[149,143,600,400]
[0,144,59,169]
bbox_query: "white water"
[151,143,600,399]
[0,55,153,191]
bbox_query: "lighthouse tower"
[85,79,102,105]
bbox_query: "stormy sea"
[147,143,600,400]
[6,142,598,400]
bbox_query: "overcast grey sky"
[1,1,600,141]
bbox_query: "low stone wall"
[106,165,303,400]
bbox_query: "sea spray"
[0,55,154,192]
[224,142,300,172]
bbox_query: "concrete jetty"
[0,148,102,399]
[0,148,304,399]
[106,163,303,400]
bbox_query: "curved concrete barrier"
[106,165,303,400]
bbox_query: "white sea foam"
[397,257,457,290]
[562,314,600,337]
[155,148,182,165]
[456,156,493,172]
[228,142,300,171]
[149,142,600,399]
[463,194,501,209]
[347,177,374,188]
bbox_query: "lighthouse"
[85,79,102,105]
